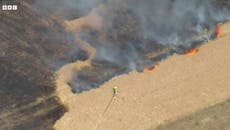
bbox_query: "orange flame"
[186,48,199,56]
[143,65,159,73]
[216,25,222,38]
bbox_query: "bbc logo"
[2,5,17,11]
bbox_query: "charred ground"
[0,0,74,129]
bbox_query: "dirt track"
[54,23,230,130]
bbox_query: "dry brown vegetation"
[153,99,230,130]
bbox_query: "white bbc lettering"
[7,5,12,10]
[12,5,17,10]
[2,5,7,10]
[2,5,17,11]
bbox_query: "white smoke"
[37,0,230,92]
[34,0,230,69]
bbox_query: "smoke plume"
[35,0,230,92]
